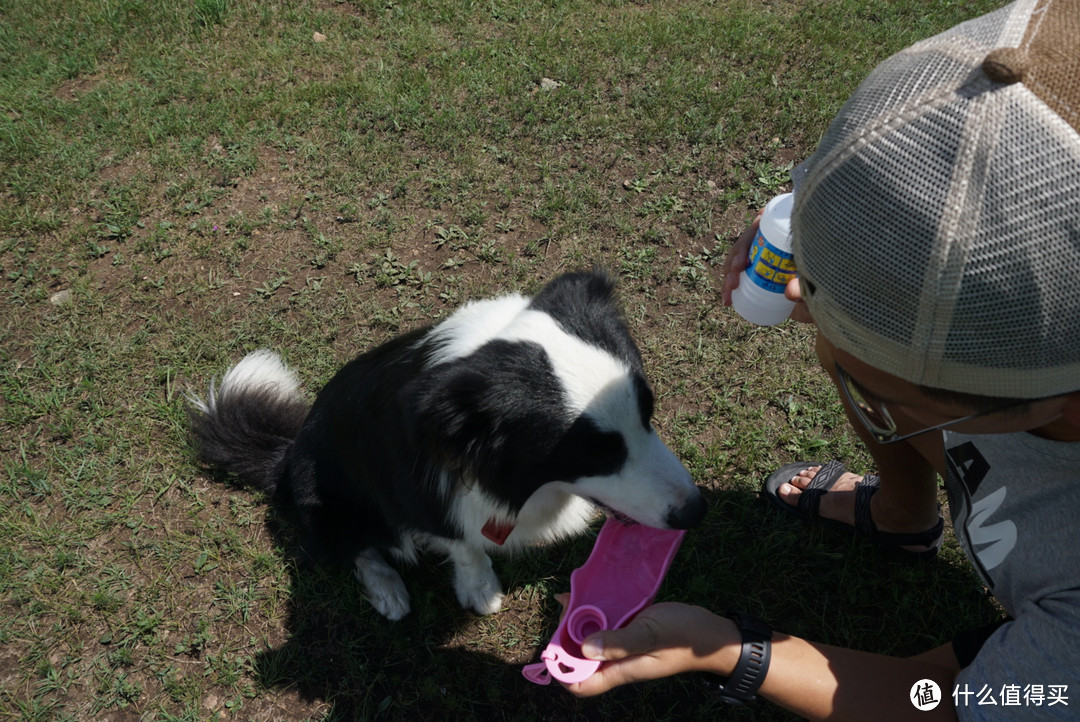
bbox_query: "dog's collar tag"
[482,518,515,545]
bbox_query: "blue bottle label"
[746,229,795,294]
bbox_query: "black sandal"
[764,460,943,560]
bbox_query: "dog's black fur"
[189,271,705,619]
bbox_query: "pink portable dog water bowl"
[523,518,685,685]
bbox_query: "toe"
[788,465,822,488]
[777,482,801,506]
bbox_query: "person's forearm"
[570,604,961,720]
[753,632,960,721]
[673,612,961,719]
[697,613,960,720]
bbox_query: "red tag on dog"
[482,518,515,545]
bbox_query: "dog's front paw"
[452,552,505,615]
[455,570,505,616]
[366,580,412,621]
[354,550,411,621]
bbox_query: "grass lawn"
[1,0,1005,719]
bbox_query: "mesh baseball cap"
[792,0,1080,399]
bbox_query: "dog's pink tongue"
[481,517,515,545]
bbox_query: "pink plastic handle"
[522,518,685,685]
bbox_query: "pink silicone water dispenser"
[523,518,685,685]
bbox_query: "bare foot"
[777,465,942,554]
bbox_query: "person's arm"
[565,602,962,722]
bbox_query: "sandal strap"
[796,460,849,519]
[853,476,880,537]
[853,477,944,547]
[804,460,849,492]
[873,514,945,548]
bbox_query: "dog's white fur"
[189,273,705,620]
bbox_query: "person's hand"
[555,598,738,697]
[783,273,814,324]
[720,211,764,307]
[721,212,815,325]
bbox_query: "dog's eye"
[552,418,627,479]
[582,430,627,477]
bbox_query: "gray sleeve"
[954,595,1079,720]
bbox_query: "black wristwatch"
[710,610,772,705]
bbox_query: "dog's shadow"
[249,503,672,721]
[246,485,1004,721]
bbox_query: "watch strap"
[713,610,772,705]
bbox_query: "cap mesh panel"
[793,0,1080,398]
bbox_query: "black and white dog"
[188,271,705,620]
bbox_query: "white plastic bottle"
[731,192,796,326]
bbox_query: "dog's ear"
[407,339,634,508]
[527,270,644,373]
[407,361,489,468]
[407,340,564,486]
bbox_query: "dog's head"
[412,271,706,530]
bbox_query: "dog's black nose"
[665,493,707,529]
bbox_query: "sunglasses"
[834,364,1032,444]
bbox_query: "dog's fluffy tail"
[187,349,309,495]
